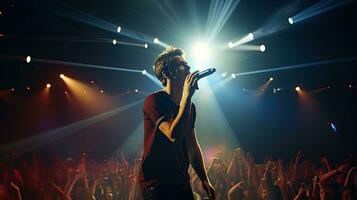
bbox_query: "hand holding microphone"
[183,68,216,99]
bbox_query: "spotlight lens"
[142,70,147,75]
[46,84,51,88]
[26,56,31,63]
[153,38,159,44]
[288,17,294,24]
[60,74,65,79]
[112,39,117,45]
[135,89,139,93]
[231,73,236,79]
[228,42,234,48]
[192,41,210,62]
[260,45,266,52]
[100,90,104,93]
[248,33,254,40]
[144,43,148,48]
[221,72,227,77]
[117,26,121,33]
[295,86,301,91]
[270,77,273,81]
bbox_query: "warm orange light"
[60,74,65,79]
[46,83,51,88]
[295,86,301,92]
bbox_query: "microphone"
[197,68,216,80]
[194,68,216,89]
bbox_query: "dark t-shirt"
[139,91,196,191]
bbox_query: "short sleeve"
[143,94,172,128]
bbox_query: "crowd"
[0,149,356,200]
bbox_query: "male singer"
[139,47,215,200]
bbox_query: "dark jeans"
[142,184,195,200]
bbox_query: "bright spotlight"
[260,45,266,52]
[60,74,65,79]
[26,86,30,90]
[295,86,301,92]
[46,84,51,88]
[269,77,273,81]
[134,89,139,93]
[221,72,227,77]
[100,90,104,93]
[117,26,121,33]
[288,17,294,25]
[192,42,210,62]
[228,42,234,48]
[248,33,254,40]
[153,38,159,44]
[144,43,148,49]
[142,70,147,75]
[348,84,352,88]
[231,73,236,79]
[112,39,117,45]
[26,56,31,63]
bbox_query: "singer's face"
[172,56,190,82]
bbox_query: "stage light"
[26,86,30,90]
[228,42,234,48]
[60,74,65,79]
[248,33,254,40]
[46,84,51,88]
[288,17,294,24]
[192,41,210,62]
[231,73,236,79]
[90,80,94,84]
[26,56,31,63]
[153,38,159,44]
[100,90,104,93]
[134,89,139,93]
[269,77,273,81]
[117,26,121,33]
[260,45,266,52]
[11,88,15,92]
[144,43,148,48]
[83,90,87,94]
[0,11,2,15]
[349,84,352,88]
[221,72,227,77]
[64,91,68,94]
[142,70,147,75]
[112,39,117,45]
[295,86,301,91]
